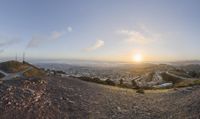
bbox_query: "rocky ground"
[0,76,200,119]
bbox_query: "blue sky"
[0,0,200,62]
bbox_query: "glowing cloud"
[118,25,160,44]
[118,30,151,44]
[85,40,105,51]
[51,31,64,40]
[27,31,64,48]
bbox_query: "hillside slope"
[0,76,200,119]
[0,60,45,78]
[0,60,29,73]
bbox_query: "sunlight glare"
[132,53,143,63]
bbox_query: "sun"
[132,53,143,63]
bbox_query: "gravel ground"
[1,76,200,119]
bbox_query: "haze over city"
[0,0,200,63]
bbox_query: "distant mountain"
[180,64,200,72]
[170,60,200,65]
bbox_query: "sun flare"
[132,53,143,63]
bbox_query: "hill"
[0,60,29,73]
[180,64,200,72]
[0,60,45,79]
[0,61,200,118]
[170,60,200,65]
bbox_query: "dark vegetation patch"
[168,70,191,78]
[0,72,4,78]
[136,89,145,94]
[187,71,200,78]
[161,72,182,84]
[76,76,148,93]
[161,72,200,88]
[146,72,155,82]
[77,76,116,86]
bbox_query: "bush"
[55,70,66,74]
[131,80,139,89]
[0,72,5,78]
[79,76,101,83]
[105,79,115,86]
[78,77,116,86]
[188,71,197,78]
[136,89,145,94]
[117,84,133,89]
[119,79,123,85]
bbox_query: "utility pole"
[15,53,18,61]
[23,52,25,64]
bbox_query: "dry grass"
[0,61,29,73]
[23,68,45,78]
[174,79,200,87]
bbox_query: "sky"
[0,0,200,63]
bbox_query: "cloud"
[118,25,160,44]
[67,26,72,32]
[85,40,105,51]
[27,31,65,48]
[27,35,45,48]
[0,37,19,47]
[51,31,64,40]
[27,25,73,48]
[118,30,152,44]
[118,30,150,44]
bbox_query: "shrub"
[78,76,116,85]
[0,73,5,78]
[105,79,115,86]
[188,71,197,78]
[136,89,145,94]
[119,79,123,85]
[131,80,139,89]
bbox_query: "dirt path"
[1,76,200,119]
